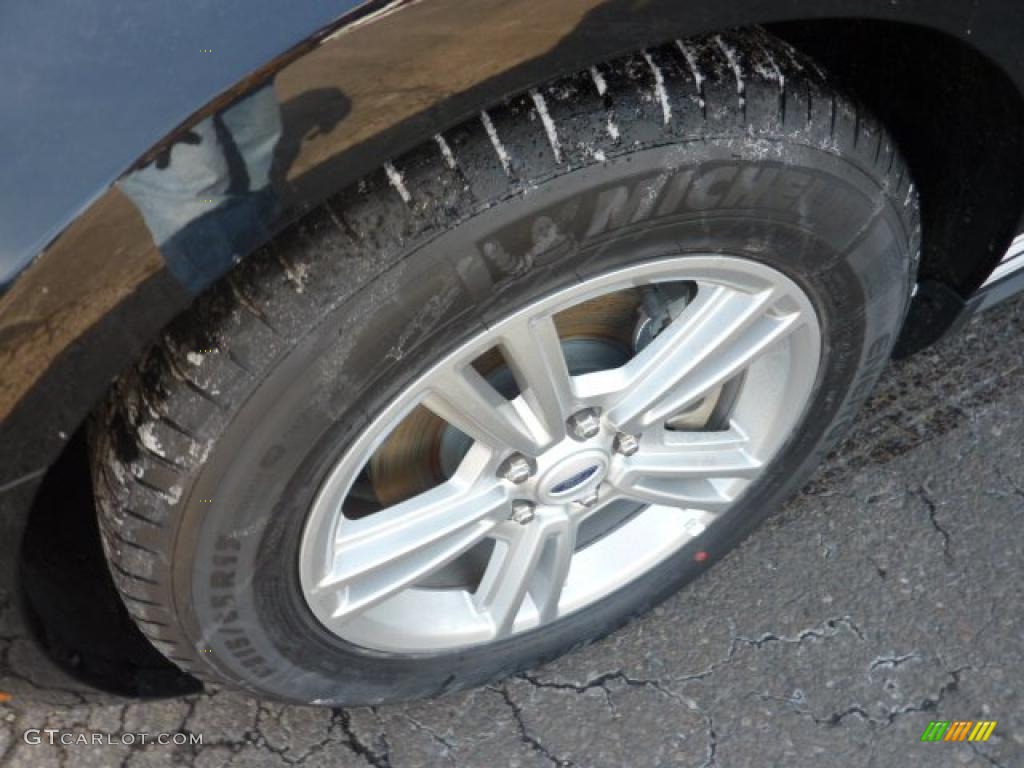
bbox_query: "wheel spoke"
[498,314,575,443]
[609,475,733,511]
[608,427,760,512]
[474,510,575,638]
[605,285,802,432]
[572,486,626,524]
[316,479,509,619]
[423,365,543,455]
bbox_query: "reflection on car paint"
[118,84,283,294]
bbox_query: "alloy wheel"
[299,255,822,652]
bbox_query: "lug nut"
[498,453,533,484]
[614,432,640,456]
[567,408,601,441]
[509,500,536,525]
[575,489,599,508]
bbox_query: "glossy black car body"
[2,0,1024,700]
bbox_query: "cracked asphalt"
[3,294,1024,767]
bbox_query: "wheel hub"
[546,458,604,498]
[527,445,610,506]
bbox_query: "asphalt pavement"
[2,293,1023,768]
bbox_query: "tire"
[91,28,919,705]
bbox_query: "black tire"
[91,28,919,705]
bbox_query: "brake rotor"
[368,291,639,505]
[366,286,727,506]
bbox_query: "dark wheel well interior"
[18,429,201,697]
[18,16,1024,696]
[771,19,1024,295]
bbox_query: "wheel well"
[771,19,1024,297]
[17,428,201,696]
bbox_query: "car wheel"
[90,28,919,705]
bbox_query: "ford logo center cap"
[550,465,600,495]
